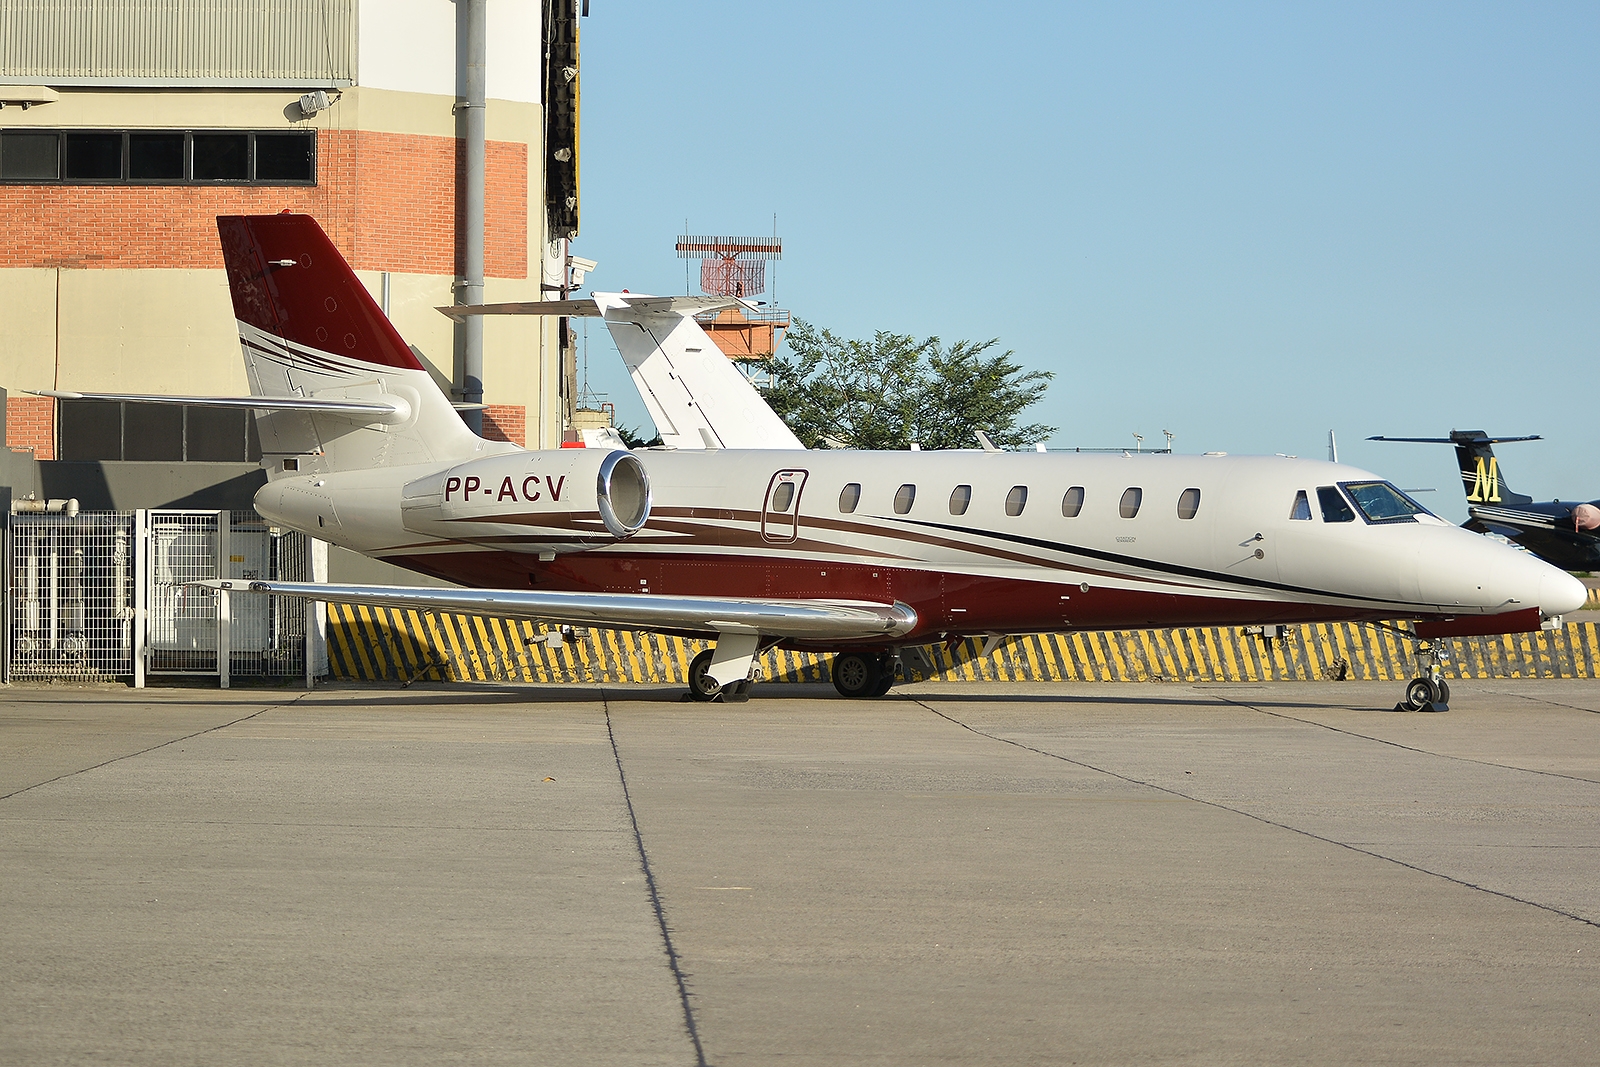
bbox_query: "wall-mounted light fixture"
[297,90,341,118]
[0,86,59,110]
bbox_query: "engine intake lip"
[596,450,651,538]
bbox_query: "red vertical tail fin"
[217,213,426,373]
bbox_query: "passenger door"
[761,469,808,544]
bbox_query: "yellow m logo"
[1466,457,1500,503]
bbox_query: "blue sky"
[569,1,1599,521]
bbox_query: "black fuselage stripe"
[896,517,1396,606]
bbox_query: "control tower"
[674,234,790,359]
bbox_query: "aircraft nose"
[1539,567,1587,617]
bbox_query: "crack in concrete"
[601,691,709,1067]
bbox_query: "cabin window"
[771,481,796,513]
[1342,481,1429,524]
[1119,487,1143,518]
[1005,486,1028,516]
[839,483,860,513]
[949,485,972,515]
[1061,486,1085,518]
[1317,486,1356,523]
[1290,490,1312,520]
[1178,487,1201,520]
[894,483,917,514]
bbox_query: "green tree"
[755,319,1054,450]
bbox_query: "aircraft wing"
[201,579,916,684]
[32,389,408,420]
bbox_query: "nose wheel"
[1397,641,1450,712]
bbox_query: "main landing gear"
[1398,640,1450,712]
[831,652,896,699]
[687,648,753,703]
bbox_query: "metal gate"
[6,509,320,686]
[7,511,137,680]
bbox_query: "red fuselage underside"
[382,550,1394,649]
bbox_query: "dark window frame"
[0,129,316,186]
[1005,485,1028,517]
[1317,485,1357,523]
[56,400,261,462]
[1338,480,1430,525]
[949,484,972,516]
[893,483,917,515]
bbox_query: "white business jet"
[38,214,1586,708]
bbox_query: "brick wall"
[481,404,526,447]
[6,396,55,459]
[0,130,528,277]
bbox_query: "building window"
[1061,486,1085,518]
[949,484,971,515]
[1178,487,1202,519]
[894,483,917,514]
[1119,487,1143,518]
[1005,486,1028,516]
[839,483,861,513]
[58,400,262,462]
[0,129,316,185]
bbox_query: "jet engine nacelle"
[401,448,651,554]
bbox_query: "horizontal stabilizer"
[198,579,918,642]
[435,295,751,321]
[31,389,410,420]
[1368,434,1543,445]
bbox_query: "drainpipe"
[460,0,487,434]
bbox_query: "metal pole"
[133,510,146,689]
[217,511,230,690]
[460,0,487,434]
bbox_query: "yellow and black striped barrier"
[325,603,1600,685]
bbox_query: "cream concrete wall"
[0,89,326,130]
[351,269,550,438]
[1,86,541,142]
[52,269,246,394]
[0,269,59,392]
[357,0,542,105]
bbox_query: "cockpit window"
[1341,481,1429,524]
[1317,486,1355,523]
[1290,490,1312,520]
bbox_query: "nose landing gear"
[1397,640,1450,712]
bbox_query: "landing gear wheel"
[868,657,896,697]
[832,652,882,698]
[1403,677,1447,711]
[688,648,722,702]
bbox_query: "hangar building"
[0,0,582,511]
